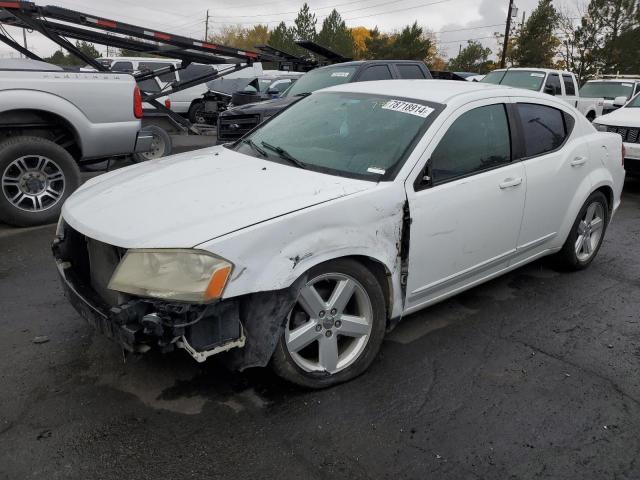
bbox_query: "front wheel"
[271,259,387,389]
[554,191,609,270]
[0,136,80,227]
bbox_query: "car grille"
[607,126,640,144]
[61,224,127,308]
[217,114,261,141]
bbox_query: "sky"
[0,0,578,60]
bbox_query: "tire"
[188,101,206,124]
[271,258,387,389]
[0,136,81,227]
[132,126,172,162]
[554,191,609,271]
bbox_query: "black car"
[217,60,432,143]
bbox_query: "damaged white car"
[54,80,625,388]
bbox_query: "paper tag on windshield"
[367,167,386,175]
[622,83,633,87]
[382,100,434,118]
[331,72,350,77]
[531,73,545,78]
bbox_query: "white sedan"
[594,92,640,176]
[53,80,625,388]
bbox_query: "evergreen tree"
[294,3,317,41]
[389,22,432,61]
[317,9,355,58]
[511,0,560,67]
[363,27,393,59]
[45,41,101,66]
[448,41,493,73]
[269,21,302,56]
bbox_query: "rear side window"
[358,65,393,81]
[516,103,567,157]
[111,61,133,72]
[562,75,576,95]
[396,64,426,79]
[430,104,511,184]
[545,74,562,95]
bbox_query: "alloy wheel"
[285,273,373,374]
[575,201,605,262]
[1,155,65,212]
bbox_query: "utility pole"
[204,10,209,41]
[500,0,514,69]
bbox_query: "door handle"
[571,156,587,167]
[499,177,523,189]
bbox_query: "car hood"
[597,107,640,127]
[62,146,373,249]
[221,96,300,117]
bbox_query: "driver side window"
[429,104,511,185]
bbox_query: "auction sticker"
[382,100,434,118]
[530,73,545,77]
[331,72,351,77]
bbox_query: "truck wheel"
[188,101,206,124]
[132,126,172,162]
[271,259,387,389]
[0,136,80,227]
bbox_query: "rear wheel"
[132,126,172,162]
[188,101,206,124]
[271,259,387,389]
[0,136,80,227]
[554,191,609,270]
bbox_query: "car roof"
[490,67,573,75]
[585,78,640,83]
[322,79,554,105]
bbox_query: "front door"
[404,100,526,313]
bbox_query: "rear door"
[511,99,590,259]
[404,99,526,312]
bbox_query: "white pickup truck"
[483,68,604,121]
[580,77,640,115]
[0,58,152,227]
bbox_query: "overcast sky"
[0,0,578,60]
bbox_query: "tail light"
[133,86,143,119]
[622,144,626,166]
[164,98,171,109]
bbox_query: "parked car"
[594,92,640,176]
[100,56,265,121]
[580,77,640,115]
[217,60,432,143]
[483,68,604,121]
[0,58,151,226]
[54,80,624,388]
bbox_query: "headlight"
[108,249,232,303]
[593,123,608,132]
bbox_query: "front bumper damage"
[52,222,301,370]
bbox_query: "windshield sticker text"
[530,73,545,78]
[367,167,386,175]
[331,72,351,77]
[382,100,434,118]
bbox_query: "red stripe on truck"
[0,2,22,8]
[96,19,117,28]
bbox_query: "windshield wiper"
[261,141,307,169]
[294,92,311,97]
[241,138,267,157]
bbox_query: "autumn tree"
[511,0,560,67]
[448,40,493,73]
[209,24,270,52]
[350,26,371,59]
[317,9,355,58]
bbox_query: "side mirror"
[543,85,556,96]
[613,96,628,107]
[417,162,433,189]
[267,88,279,95]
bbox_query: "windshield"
[482,70,545,91]
[628,93,640,108]
[230,92,440,180]
[580,81,635,100]
[283,66,358,97]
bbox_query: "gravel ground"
[1,177,639,479]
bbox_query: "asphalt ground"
[1,176,640,479]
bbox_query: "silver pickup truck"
[0,58,152,227]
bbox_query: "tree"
[294,3,317,41]
[44,41,101,66]
[389,22,433,61]
[557,9,600,83]
[209,24,270,52]
[511,0,561,68]
[269,21,298,55]
[448,40,493,73]
[350,26,371,59]
[587,0,639,73]
[317,9,355,58]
